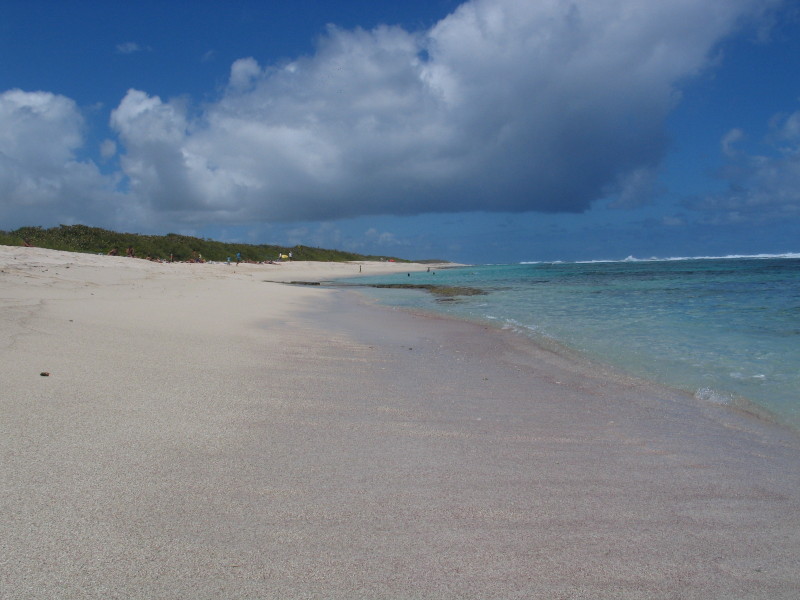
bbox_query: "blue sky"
[1,0,799,263]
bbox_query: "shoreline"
[2,246,799,598]
[326,284,800,442]
[345,284,800,437]
[332,264,800,436]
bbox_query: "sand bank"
[2,246,799,599]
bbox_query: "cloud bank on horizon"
[0,0,796,233]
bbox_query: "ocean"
[339,255,800,430]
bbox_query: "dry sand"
[2,246,799,599]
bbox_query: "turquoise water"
[340,255,800,429]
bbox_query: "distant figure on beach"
[22,239,33,247]
[359,265,362,273]
[288,251,292,261]
[107,247,119,256]
[236,252,241,265]
[125,246,135,258]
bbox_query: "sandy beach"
[2,246,799,599]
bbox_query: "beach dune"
[2,246,799,599]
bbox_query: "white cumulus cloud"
[0,89,117,225]
[0,0,786,232]
[106,0,780,226]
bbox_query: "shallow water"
[340,255,800,430]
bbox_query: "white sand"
[2,246,799,599]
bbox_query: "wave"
[695,387,734,405]
[520,252,800,265]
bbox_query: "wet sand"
[2,246,799,599]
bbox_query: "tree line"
[0,224,406,263]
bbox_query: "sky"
[1,0,799,263]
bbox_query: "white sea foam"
[695,387,734,405]
[520,252,800,265]
[730,372,768,381]
[500,317,541,335]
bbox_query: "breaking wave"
[520,252,800,265]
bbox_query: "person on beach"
[125,246,135,258]
[107,247,119,256]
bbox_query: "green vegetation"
[0,224,409,263]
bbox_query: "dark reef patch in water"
[367,283,488,298]
[280,280,489,299]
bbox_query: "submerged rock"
[368,283,487,297]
